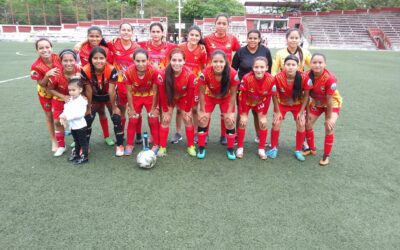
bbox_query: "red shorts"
[309,103,341,117]
[193,84,199,105]
[279,104,303,120]
[38,94,52,113]
[117,81,127,106]
[52,99,64,120]
[239,96,271,115]
[161,96,192,113]
[204,94,235,113]
[132,95,153,113]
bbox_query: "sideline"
[0,75,29,84]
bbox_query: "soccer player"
[266,55,313,161]
[157,48,197,157]
[30,38,61,153]
[232,29,273,144]
[303,53,342,166]
[80,47,125,156]
[76,26,115,146]
[204,13,241,145]
[47,49,81,157]
[271,28,311,76]
[197,50,240,160]
[124,49,161,155]
[175,25,207,144]
[236,57,278,160]
[137,22,177,144]
[107,23,140,135]
[137,22,177,70]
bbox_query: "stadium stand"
[301,8,400,50]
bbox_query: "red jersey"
[198,66,240,99]
[307,69,342,108]
[240,72,277,109]
[30,54,61,98]
[204,33,240,64]
[81,63,118,99]
[274,71,313,106]
[107,38,140,81]
[178,43,207,77]
[138,41,177,69]
[159,66,196,100]
[124,64,161,95]
[79,42,113,67]
[48,65,81,100]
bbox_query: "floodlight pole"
[178,0,182,42]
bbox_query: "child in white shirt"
[60,78,89,165]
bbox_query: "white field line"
[0,75,29,84]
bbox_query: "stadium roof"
[244,1,303,7]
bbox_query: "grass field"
[0,41,399,249]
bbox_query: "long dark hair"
[132,48,149,60]
[164,48,186,106]
[308,52,327,83]
[87,26,108,47]
[88,46,107,93]
[150,22,164,32]
[211,50,231,97]
[187,25,205,45]
[215,13,230,24]
[284,55,302,101]
[59,49,77,61]
[286,28,303,64]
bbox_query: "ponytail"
[164,64,174,106]
[293,71,302,101]
[211,50,230,97]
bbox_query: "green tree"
[182,0,245,21]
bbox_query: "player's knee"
[259,121,268,130]
[111,114,121,125]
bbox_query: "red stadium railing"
[367,28,392,50]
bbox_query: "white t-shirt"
[60,95,88,130]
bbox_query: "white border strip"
[0,75,29,84]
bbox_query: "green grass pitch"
[0,41,399,249]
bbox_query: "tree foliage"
[182,0,245,21]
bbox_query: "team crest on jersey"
[280,88,285,93]
[263,91,268,95]
[157,74,163,82]
[272,85,277,92]
[331,83,337,90]
[199,73,205,81]
[249,88,254,92]
[194,56,198,60]
[210,43,216,48]
[31,70,39,78]
[321,86,325,92]
[307,79,313,86]
[226,43,231,49]
[182,85,187,90]
[134,82,139,87]
[115,51,121,56]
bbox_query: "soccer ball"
[136,150,157,169]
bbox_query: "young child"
[60,78,89,165]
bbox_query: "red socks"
[306,129,316,150]
[258,129,268,150]
[220,115,226,137]
[197,131,207,147]
[55,131,65,148]
[270,129,280,148]
[136,116,142,134]
[126,117,139,145]
[324,134,334,156]
[296,131,306,151]
[185,126,195,147]
[237,128,246,148]
[159,126,169,148]
[226,133,235,149]
[99,117,109,138]
[148,117,160,146]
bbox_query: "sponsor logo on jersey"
[307,79,313,86]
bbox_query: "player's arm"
[108,81,120,115]
[150,83,159,117]
[38,68,59,88]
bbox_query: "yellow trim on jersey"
[271,48,312,76]
[132,90,154,97]
[37,84,52,99]
[310,90,343,108]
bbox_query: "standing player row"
[31,13,341,166]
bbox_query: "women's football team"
[31,13,342,166]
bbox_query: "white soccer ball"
[136,150,157,169]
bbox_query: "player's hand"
[224,112,235,127]
[46,67,59,78]
[162,114,171,124]
[297,113,305,126]
[273,112,282,124]
[198,110,208,124]
[85,106,91,116]
[239,115,248,127]
[62,95,70,103]
[60,118,67,128]
[149,108,160,118]
[112,107,121,116]
[325,118,335,131]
